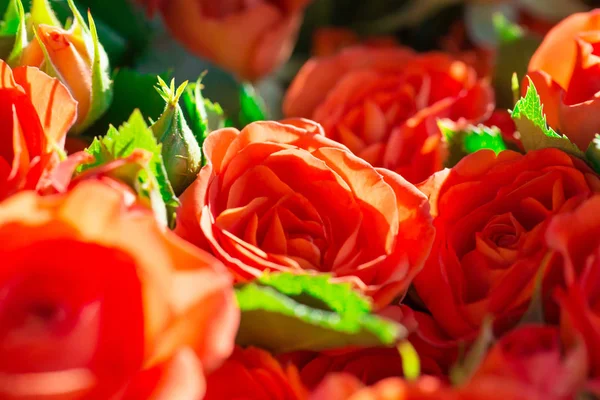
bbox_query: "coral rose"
[0,60,77,201]
[526,10,600,151]
[412,148,600,355]
[0,182,239,399]
[205,346,307,400]
[468,325,587,400]
[175,119,435,308]
[283,46,494,183]
[139,0,311,81]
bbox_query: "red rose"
[412,149,599,356]
[548,195,600,384]
[175,119,435,308]
[283,46,494,183]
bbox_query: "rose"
[411,148,599,354]
[175,119,435,308]
[20,9,112,132]
[468,325,587,400]
[0,60,76,201]
[547,195,600,383]
[283,46,494,183]
[526,10,600,151]
[205,346,307,400]
[0,181,239,399]
[279,305,448,389]
[138,0,311,81]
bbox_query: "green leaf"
[238,82,268,127]
[586,135,600,174]
[512,78,584,157]
[0,0,22,34]
[235,272,407,354]
[82,110,179,225]
[398,341,420,381]
[441,120,507,167]
[449,317,495,386]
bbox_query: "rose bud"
[151,78,202,196]
[18,0,113,133]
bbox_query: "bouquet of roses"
[1,0,600,399]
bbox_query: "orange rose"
[283,46,494,183]
[526,10,600,151]
[412,149,600,355]
[139,0,311,81]
[0,60,76,201]
[205,346,307,400]
[0,182,239,399]
[175,119,435,308]
[468,325,587,400]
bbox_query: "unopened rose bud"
[18,0,112,133]
[151,78,202,195]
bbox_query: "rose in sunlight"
[205,346,307,400]
[20,8,112,133]
[0,60,77,201]
[139,0,312,81]
[175,119,434,308]
[412,148,600,358]
[0,182,239,399]
[526,10,600,151]
[283,46,494,183]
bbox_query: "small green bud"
[151,78,202,195]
